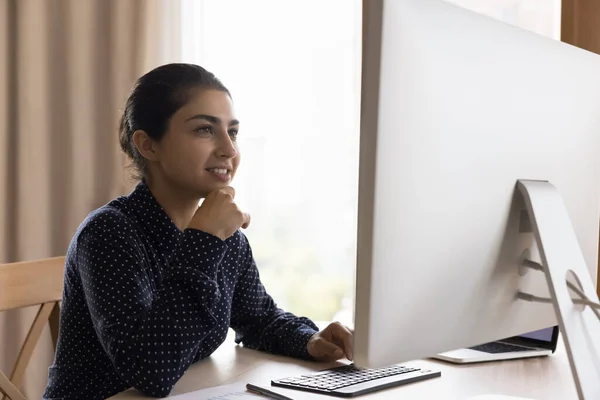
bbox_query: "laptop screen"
[519,327,554,342]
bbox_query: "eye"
[228,129,239,139]
[195,126,213,134]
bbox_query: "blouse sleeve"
[229,232,319,359]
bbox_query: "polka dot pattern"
[43,182,319,400]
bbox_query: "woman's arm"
[76,207,227,397]
[229,232,319,359]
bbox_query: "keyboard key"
[469,342,533,354]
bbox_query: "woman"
[43,63,353,400]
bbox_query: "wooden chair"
[0,257,65,400]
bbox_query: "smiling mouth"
[206,168,232,182]
[207,168,229,175]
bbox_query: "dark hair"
[118,63,230,180]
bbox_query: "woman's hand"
[307,322,354,362]
[188,187,251,240]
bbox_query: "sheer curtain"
[180,0,362,325]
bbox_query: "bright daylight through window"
[179,0,561,327]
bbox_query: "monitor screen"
[519,327,554,342]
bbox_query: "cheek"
[232,153,242,173]
[163,143,211,175]
[234,142,241,162]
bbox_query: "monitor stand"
[515,179,600,400]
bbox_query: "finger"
[219,186,236,199]
[328,323,353,361]
[339,327,354,361]
[313,338,344,360]
[241,212,251,229]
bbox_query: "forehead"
[176,89,236,122]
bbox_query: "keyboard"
[469,341,533,354]
[271,363,441,397]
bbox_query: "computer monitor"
[353,0,600,370]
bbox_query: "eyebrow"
[185,114,240,126]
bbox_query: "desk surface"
[110,329,576,399]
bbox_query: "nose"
[217,132,238,159]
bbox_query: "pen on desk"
[246,383,294,400]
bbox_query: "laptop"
[433,326,559,364]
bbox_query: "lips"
[207,168,229,175]
[206,167,232,182]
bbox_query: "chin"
[195,182,231,198]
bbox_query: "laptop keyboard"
[469,342,532,354]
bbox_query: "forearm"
[235,311,319,359]
[230,232,320,360]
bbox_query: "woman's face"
[153,89,241,198]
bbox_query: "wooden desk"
[110,330,576,399]
[111,334,577,400]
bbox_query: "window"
[181,0,362,326]
[179,0,561,327]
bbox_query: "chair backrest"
[0,256,65,400]
[0,372,24,400]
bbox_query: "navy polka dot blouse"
[43,182,319,400]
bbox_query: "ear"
[132,130,160,162]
